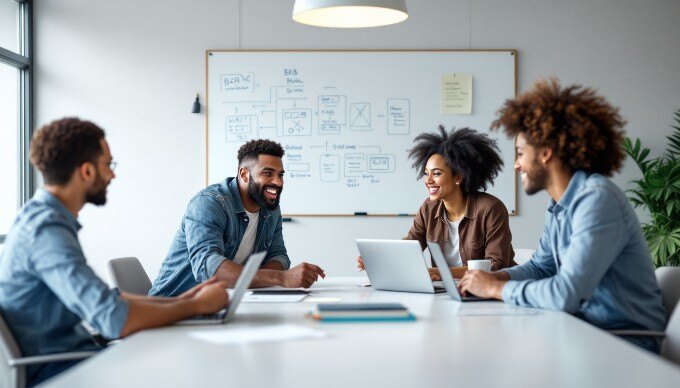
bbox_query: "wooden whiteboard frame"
[205,49,518,217]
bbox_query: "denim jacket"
[149,178,290,296]
[0,189,128,383]
[501,171,666,351]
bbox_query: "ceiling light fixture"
[293,0,408,28]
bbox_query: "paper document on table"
[243,293,307,303]
[189,324,328,345]
[249,286,309,293]
[441,73,472,115]
[457,308,540,316]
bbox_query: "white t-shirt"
[232,209,260,264]
[442,213,463,267]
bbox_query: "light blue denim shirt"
[502,171,666,351]
[0,189,129,382]
[149,177,290,296]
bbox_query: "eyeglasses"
[109,161,118,172]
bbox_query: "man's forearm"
[120,299,197,337]
[214,259,285,288]
[489,272,509,300]
[261,260,284,270]
[121,292,175,303]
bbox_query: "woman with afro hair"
[359,126,516,279]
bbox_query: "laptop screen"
[222,251,268,321]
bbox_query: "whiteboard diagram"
[207,51,517,215]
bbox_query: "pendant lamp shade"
[293,0,408,28]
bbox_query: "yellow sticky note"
[441,74,472,115]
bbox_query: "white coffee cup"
[467,259,492,272]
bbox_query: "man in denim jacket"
[150,139,325,297]
[0,118,229,386]
[458,79,666,352]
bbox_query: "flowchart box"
[225,115,258,142]
[387,99,410,135]
[282,109,312,136]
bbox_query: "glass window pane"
[0,63,18,235]
[0,1,20,54]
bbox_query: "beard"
[523,157,549,195]
[247,179,282,211]
[85,170,109,206]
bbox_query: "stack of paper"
[310,303,416,322]
[243,289,310,303]
[189,324,327,345]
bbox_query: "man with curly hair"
[0,118,229,386]
[458,79,666,352]
[150,139,325,296]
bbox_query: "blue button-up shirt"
[0,189,129,381]
[502,171,666,350]
[149,177,290,297]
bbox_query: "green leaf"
[639,148,650,162]
[624,137,632,151]
[623,108,680,268]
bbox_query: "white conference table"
[45,277,680,388]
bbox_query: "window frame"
[0,0,33,242]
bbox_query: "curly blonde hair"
[490,78,626,176]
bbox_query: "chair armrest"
[9,351,97,366]
[608,330,666,338]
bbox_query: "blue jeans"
[29,359,83,387]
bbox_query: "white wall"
[33,0,680,283]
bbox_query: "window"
[0,0,32,241]
[0,1,19,53]
[0,66,19,235]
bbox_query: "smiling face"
[424,154,460,201]
[244,154,285,211]
[515,132,548,195]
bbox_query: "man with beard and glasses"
[149,139,325,297]
[0,118,230,386]
[457,79,666,353]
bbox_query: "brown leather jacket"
[404,192,516,270]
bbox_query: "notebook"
[310,303,416,322]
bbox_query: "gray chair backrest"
[656,266,680,320]
[661,298,680,366]
[106,257,152,295]
[0,310,24,388]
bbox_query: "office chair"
[0,310,95,388]
[106,257,152,295]
[609,267,680,366]
[655,267,680,321]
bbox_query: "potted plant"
[623,108,680,267]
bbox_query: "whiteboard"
[206,50,517,216]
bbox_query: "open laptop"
[426,241,494,302]
[356,239,446,294]
[177,251,267,325]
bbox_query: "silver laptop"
[177,251,267,325]
[426,241,494,302]
[356,239,445,294]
